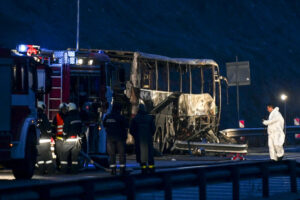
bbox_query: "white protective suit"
[263,107,285,161]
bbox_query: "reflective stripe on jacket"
[56,113,64,136]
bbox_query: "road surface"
[1,147,300,199]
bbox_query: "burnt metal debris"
[101,50,233,153]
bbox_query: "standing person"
[263,104,285,161]
[103,103,128,176]
[61,103,83,173]
[36,101,54,174]
[52,103,68,170]
[130,104,156,174]
[84,101,100,154]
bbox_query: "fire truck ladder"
[47,64,63,120]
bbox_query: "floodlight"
[281,94,287,101]
[77,58,83,65]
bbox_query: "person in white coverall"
[262,104,285,161]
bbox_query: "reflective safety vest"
[56,113,64,136]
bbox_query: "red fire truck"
[15,44,128,169]
[48,49,112,159]
[0,47,51,179]
[22,46,120,161]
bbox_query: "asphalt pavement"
[1,146,300,183]
[1,146,300,199]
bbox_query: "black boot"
[141,163,147,175]
[141,168,147,175]
[148,165,155,174]
[111,167,117,175]
[120,167,129,176]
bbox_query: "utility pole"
[76,0,80,51]
[236,56,240,123]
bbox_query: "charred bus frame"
[104,50,228,152]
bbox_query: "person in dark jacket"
[80,101,101,154]
[52,102,68,170]
[103,103,128,175]
[61,102,83,173]
[36,101,54,174]
[130,104,156,174]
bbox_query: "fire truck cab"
[0,48,46,179]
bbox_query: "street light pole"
[280,94,288,134]
[76,0,80,51]
[235,56,240,126]
[284,100,287,135]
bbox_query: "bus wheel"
[12,129,37,179]
[154,128,164,153]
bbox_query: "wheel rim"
[155,129,163,153]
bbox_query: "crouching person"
[61,103,83,173]
[36,101,55,174]
[103,103,128,176]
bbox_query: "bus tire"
[12,128,37,179]
[154,128,164,153]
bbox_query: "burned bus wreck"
[105,50,231,153]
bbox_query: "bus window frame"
[136,55,217,99]
[169,63,181,92]
[140,60,156,90]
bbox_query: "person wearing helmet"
[52,102,68,170]
[61,102,83,173]
[36,101,54,174]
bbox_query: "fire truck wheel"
[12,128,37,179]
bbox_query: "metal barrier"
[0,160,299,200]
[172,140,248,154]
[221,126,300,146]
[221,126,300,137]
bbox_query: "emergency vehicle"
[0,47,51,179]
[18,45,114,167]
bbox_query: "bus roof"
[136,52,218,67]
[102,50,218,67]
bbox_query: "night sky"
[1,0,300,129]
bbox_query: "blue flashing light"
[88,164,95,168]
[98,50,105,54]
[17,44,28,52]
